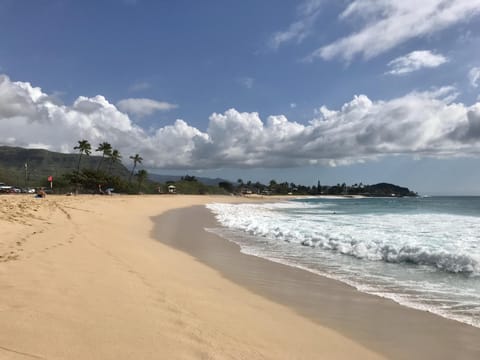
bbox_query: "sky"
[1,0,480,194]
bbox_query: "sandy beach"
[0,194,383,359]
[1,194,479,359]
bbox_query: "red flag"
[47,176,53,182]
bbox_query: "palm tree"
[108,149,122,175]
[129,154,143,182]
[135,169,148,192]
[96,142,112,171]
[74,140,92,173]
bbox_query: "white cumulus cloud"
[309,0,480,61]
[2,74,480,169]
[387,50,448,75]
[469,67,480,87]
[116,98,177,117]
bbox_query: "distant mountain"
[0,146,229,188]
[0,146,130,186]
[0,146,416,196]
[363,183,417,197]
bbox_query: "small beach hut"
[168,185,176,194]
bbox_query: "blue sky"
[1,0,480,194]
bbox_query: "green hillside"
[0,146,417,197]
[0,146,130,187]
[0,146,227,195]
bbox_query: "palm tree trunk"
[97,155,104,172]
[76,153,83,173]
[129,165,136,183]
[75,152,83,194]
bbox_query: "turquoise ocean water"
[207,197,480,328]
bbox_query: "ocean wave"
[303,239,480,275]
[252,226,480,275]
[206,200,480,329]
[206,202,480,275]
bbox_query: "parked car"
[21,188,36,194]
[0,183,13,193]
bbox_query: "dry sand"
[0,194,384,359]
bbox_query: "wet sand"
[154,205,480,360]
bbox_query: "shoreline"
[208,197,480,329]
[153,204,480,359]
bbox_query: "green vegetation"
[108,149,122,175]
[0,144,139,194]
[161,175,229,195]
[95,142,112,171]
[74,140,92,173]
[0,145,416,197]
[0,146,228,195]
[0,145,126,186]
[230,180,417,197]
[129,154,143,183]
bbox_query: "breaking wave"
[206,202,480,275]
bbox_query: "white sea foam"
[206,202,480,275]
[206,199,480,327]
[206,225,480,328]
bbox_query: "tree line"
[64,139,148,194]
[2,141,415,196]
[220,179,416,197]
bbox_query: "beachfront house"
[168,185,176,194]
